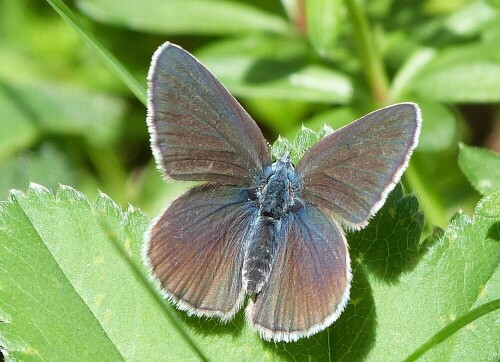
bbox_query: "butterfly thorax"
[243,158,302,296]
[258,159,296,219]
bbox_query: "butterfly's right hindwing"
[247,204,351,342]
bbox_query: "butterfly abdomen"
[242,218,280,295]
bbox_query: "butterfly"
[143,42,421,343]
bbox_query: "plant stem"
[404,299,500,362]
[344,0,389,104]
[46,0,147,106]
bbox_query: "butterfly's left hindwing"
[145,185,257,320]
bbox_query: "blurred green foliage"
[1,0,499,224]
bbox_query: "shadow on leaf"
[244,57,306,83]
[487,221,500,242]
[348,184,426,283]
[177,307,245,339]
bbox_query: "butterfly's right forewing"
[297,103,420,229]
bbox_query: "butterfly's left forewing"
[148,43,271,186]
[247,204,351,342]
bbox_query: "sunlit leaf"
[306,0,343,58]
[0,185,204,360]
[365,191,500,361]
[411,43,500,103]
[78,0,291,35]
[196,36,353,103]
[458,144,500,195]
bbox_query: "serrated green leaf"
[270,125,327,163]
[196,36,353,103]
[291,126,318,159]
[366,193,500,361]
[306,0,343,58]
[271,135,293,161]
[0,185,203,360]
[2,182,497,360]
[348,184,425,281]
[78,0,291,35]
[458,144,500,195]
[0,182,423,360]
[476,189,500,218]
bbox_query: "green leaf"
[0,182,419,360]
[445,1,498,37]
[0,83,38,165]
[411,43,500,102]
[78,0,291,35]
[405,298,500,362]
[0,81,125,148]
[270,125,331,163]
[476,188,500,218]
[2,183,497,360]
[306,0,343,58]
[271,135,293,161]
[196,35,353,103]
[416,100,457,152]
[0,184,205,360]
[366,192,500,361]
[458,144,500,195]
[0,144,76,201]
[348,184,425,281]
